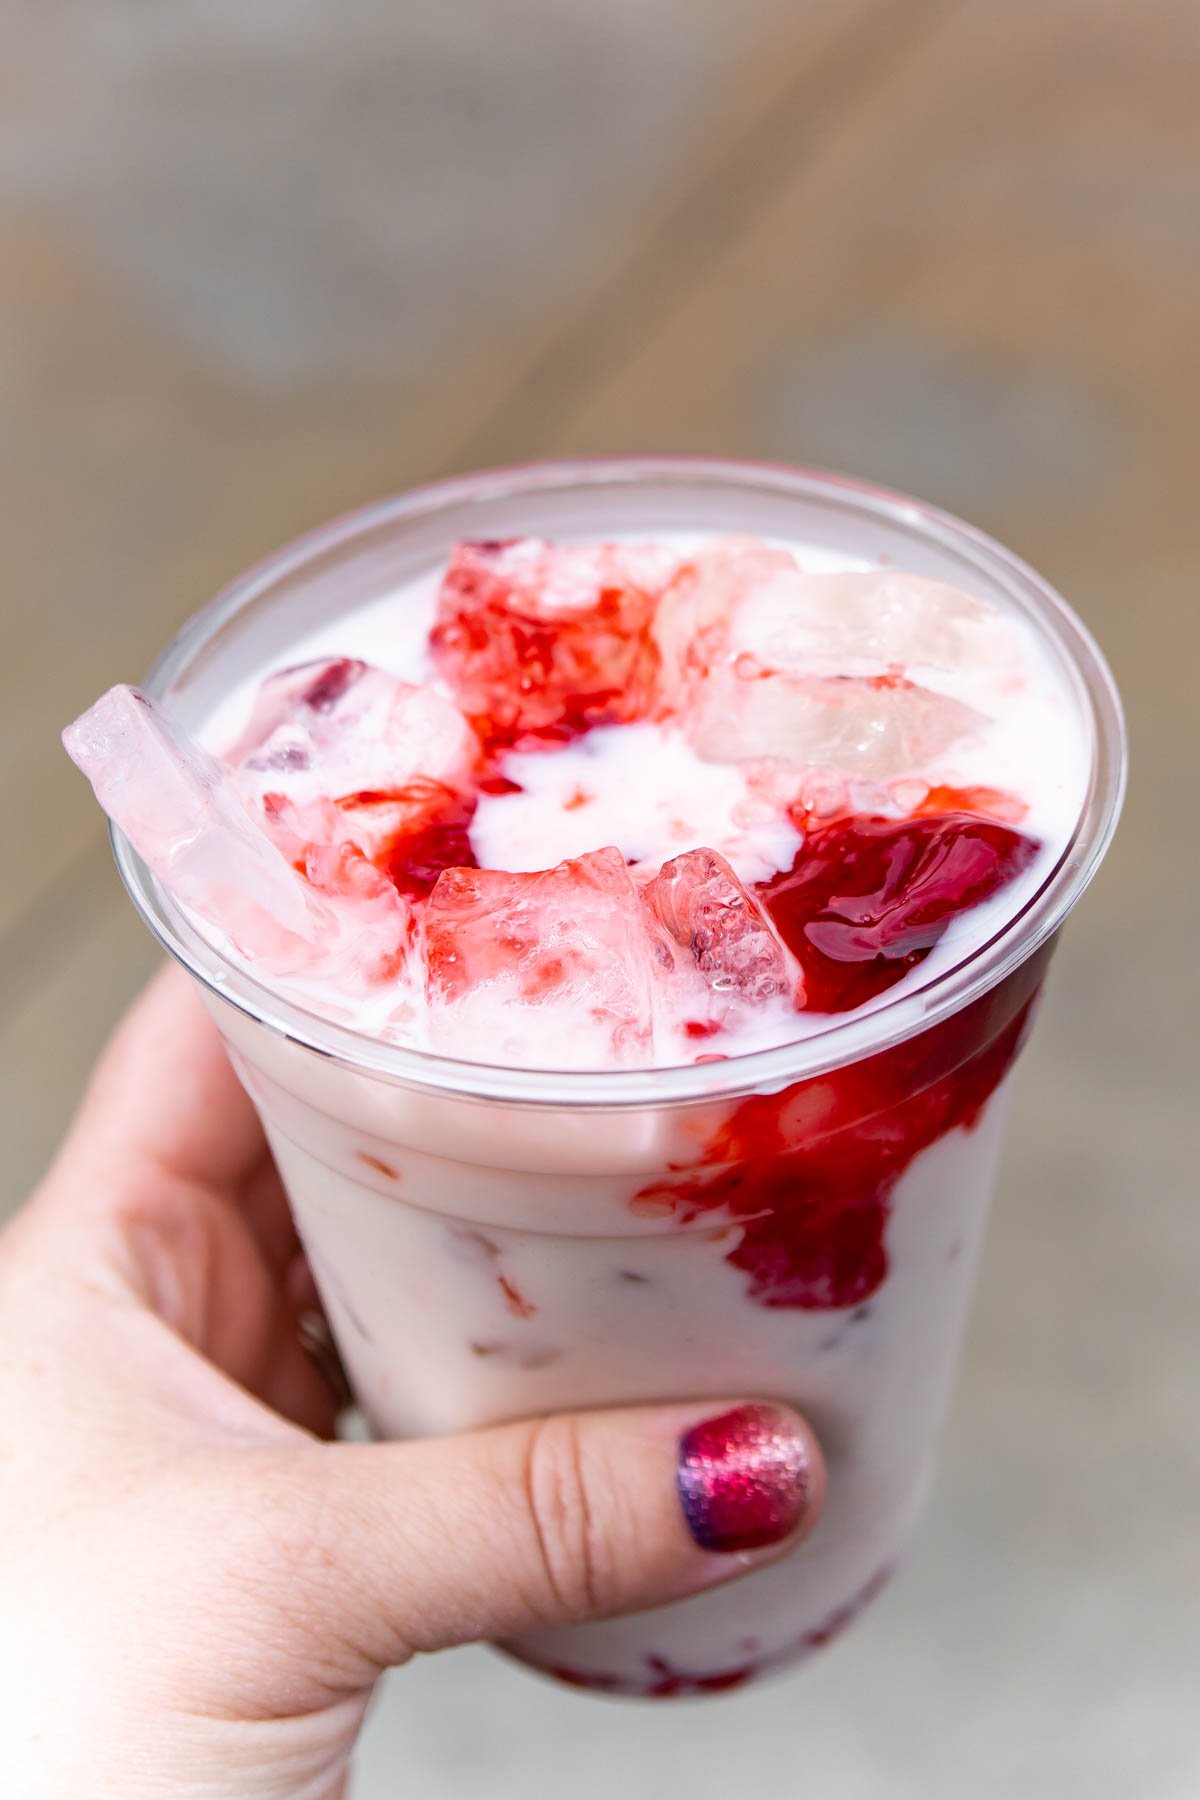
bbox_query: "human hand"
[0,967,824,1799]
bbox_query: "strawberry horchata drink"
[64,461,1124,1697]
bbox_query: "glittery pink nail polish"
[677,1404,811,1554]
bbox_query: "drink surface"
[185,530,1086,1069]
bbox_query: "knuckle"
[520,1415,613,1623]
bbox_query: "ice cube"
[227,655,373,762]
[653,537,796,714]
[693,671,980,778]
[230,659,477,806]
[63,685,330,959]
[431,539,676,748]
[423,846,697,1068]
[643,848,801,1007]
[654,542,987,778]
[255,775,478,906]
[729,567,1013,679]
[228,659,479,874]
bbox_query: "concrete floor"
[2,3,1197,1794]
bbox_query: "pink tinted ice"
[229,656,477,796]
[707,671,980,775]
[655,540,984,775]
[226,656,479,870]
[423,847,706,1069]
[62,685,330,961]
[643,847,801,1009]
[729,564,1012,676]
[431,538,678,747]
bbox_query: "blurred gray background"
[2,2,1196,1795]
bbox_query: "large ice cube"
[226,655,374,763]
[431,538,676,748]
[643,848,801,1007]
[729,567,1013,678]
[230,658,476,806]
[423,846,700,1068]
[653,537,795,713]
[63,685,330,960]
[654,542,987,777]
[694,671,980,777]
[228,657,479,874]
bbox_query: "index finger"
[56,963,268,1200]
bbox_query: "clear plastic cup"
[111,460,1125,1697]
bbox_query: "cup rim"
[111,455,1127,1109]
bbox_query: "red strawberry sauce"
[635,939,1050,1310]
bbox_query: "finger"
[226,1399,824,1680]
[18,966,338,1437]
[53,963,267,1201]
[41,963,302,1296]
[122,1199,339,1441]
[240,1158,305,1282]
[255,1305,342,1439]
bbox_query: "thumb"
[239,1399,823,1678]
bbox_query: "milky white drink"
[64,462,1123,1696]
